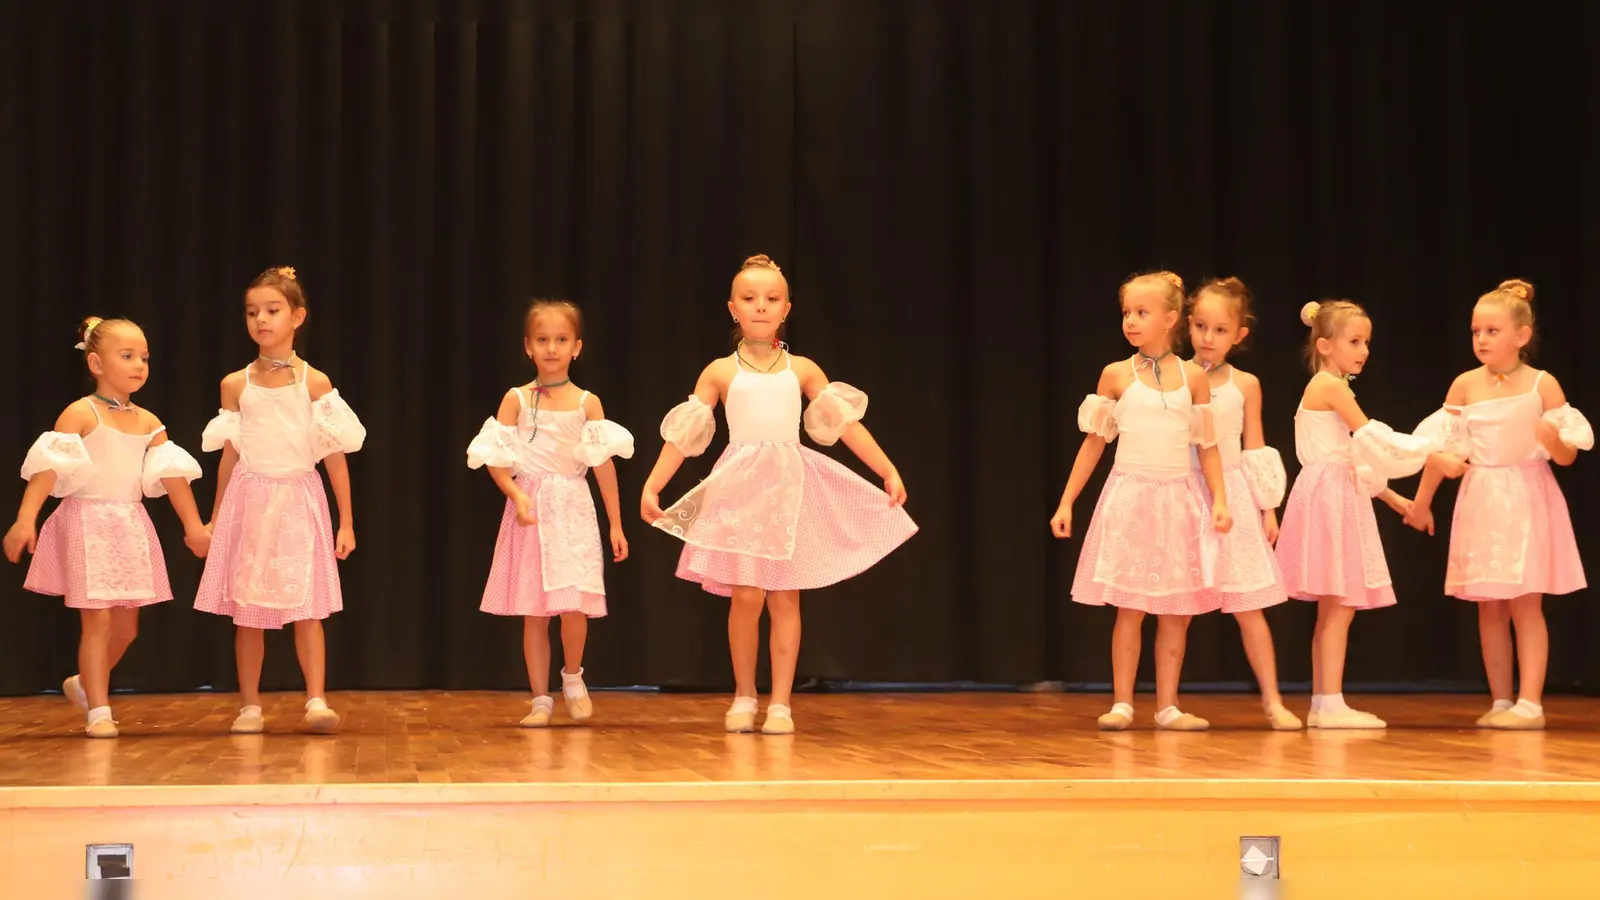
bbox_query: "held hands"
[513,491,537,527]
[3,520,36,563]
[610,524,629,562]
[1403,505,1436,536]
[1382,493,1414,518]
[640,488,665,525]
[184,525,212,559]
[335,525,356,560]
[1430,452,1470,479]
[1261,509,1280,546]
[1050,505,1072,539]
[1212,501,1233,535]
[883,471,908,507]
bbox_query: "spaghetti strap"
[578,390,591,409]
[86,398,103,425]
[512,387,528,409]
[1532,370,1546,390]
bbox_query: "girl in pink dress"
[1052,271,1232,732]
[640,254,916,735]
[1185,278,1300,731]
[3,317,209,738]
[1275,300,1434,729]
[467,300,633,728]
[1407,279,1591,730]
[195,267,367,736]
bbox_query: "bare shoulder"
[53,398,97,435]
[1096,359,1131,398]
[137,407,166,435]
[1231,367,1263,398]
[580,389,605,419]
[1534,368,1567,407]
[303,365,336,401]
[220,370,247,405]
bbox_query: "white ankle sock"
[1490,698,1514,713]
[766,703,792,718]
[305,697,328,712]
[729,696,758,714]
[1310,694,1324,712]
[1320,693,1350,713]
[87,705,113,725]
[561,667,585,683]
[1511,698,1543,719]
[1154,706,1184,727]
[1107,702,1133,718]
[531,695,554,711]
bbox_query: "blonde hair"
[729,254,790,347]
[1475,278,1536,360]
[75,316,137,355]
[524,298,584,338]
[1120,270,1186,341]
[1300,299,1369,374]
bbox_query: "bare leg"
[235,627,266,709]
[293,619,328,700]
[1477,600,1515,703]
[765,590,802,707]
[106,608,140,671]
[1508,593,1548,706]
[522,616,552,696]
[1235,609,1285,709]
[1111,608,1145,706]
[728,586,765,699]
[1152,614,1192,711]
[77,609,113,710]
[1311,597,1355,695]
[558,612,588,676]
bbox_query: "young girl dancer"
[1407,279,1590,730]
[3,317,209,737]
[640,254,916,735]
[1275,300,1433,729]
[195,267,366,735]
[1186,278,1300,730]
[1051,271,1232,732]
[468,299,633,727]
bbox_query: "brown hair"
[524,299,585,339]
[245,265,310,338]
[1300,299,1369,374]
[1475,278,1537,361]
[76,316,138,356]
[1120,270,1186,343]
[1186,277,1257,353]
[729,254,790,348]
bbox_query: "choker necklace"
[93,393,136,412]
[737,340,788,373]
[259,354,297,370]
[526,378,571,442]
[1488,363,1522,387]
[1194,358,1229,375]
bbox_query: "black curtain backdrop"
[2,0,1596,697]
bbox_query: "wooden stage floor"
[2,692,1598,899]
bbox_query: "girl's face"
[1188,291,1249,368]
[88,326,150,397]
[1470,302,1529,370]
[1121,285,1178,351]
[524,312,582,380]
[1316,316,1372,377]
[728,269,790,343]
[244,286,306,350]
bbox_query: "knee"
[730,588,766,614]
[1478,601,1512,627]
[766,591,800,620]
[79,610,112,639]
[111,617,139,646]
[1115,608,1146,628]
[1508,596,1545,626]
[1158,614,1192,633]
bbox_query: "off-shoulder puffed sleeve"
[1413,407,1470,459]
[200,409,241,453]
[1077,395,1118,442]
[1239,447,1287,510]
[660,396,716,457]
[466,418,519,470]
[1541,404,1594,453]
[141,439,203,498]
[1350,420,1435,497]
[1189,403,1218,448]
[309,390,367,460]
[803,382,869,446]
[575,420,636,467]
[20,432,93,498]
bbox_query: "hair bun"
[741,254,781,273]
[1160,271,1184,291]
[1299,301,1321,326]
[1497,278,1533,302]
[273,265,297,281]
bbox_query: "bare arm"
[796,357,905,504]
[1240,373,1266,452]
[307,369,355,555]
[1537,372,1579,466]
[1413,376,1469,512]
[209,374,245,522]
[146,420,207,536]
[584,394,626,531]
[1307,373,1371,432]
[485,390,527,504]
[641,363,723,520]
[1050,367,1120,537]
[4,402,92,561]
[1190,365,1227,509]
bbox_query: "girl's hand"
[1212,501,1233,534]
[884,472,907,507]
[335,526,356,559]
[610,525,629,562]
[204,521,215,536]
[1261,509,1280,545]
[1536,418,1561,450]
[513,491,537,526]
[1431,452,1470,479]
[3,520,36,563]
[1050,506,1072,539]
[641,489,665,525]
[1383,493,1414,518]
[1403,506,1435,536]
[184,525,212,559]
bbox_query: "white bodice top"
[1414,371,1594,468]
[19,401,202,501]
[726,364,803,445]
[201,364,367,478]
[466,385,635,477]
